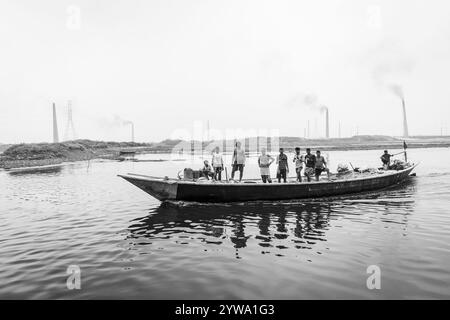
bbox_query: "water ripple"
[1,153,450,299]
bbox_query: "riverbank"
[1,136,449,169]
[0,140,151,169]
[135,135,450,154]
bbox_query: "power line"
[64,100,77,141]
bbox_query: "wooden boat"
[4,163,64,173]
[118,164,417,203]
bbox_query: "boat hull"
[119,165,417,203]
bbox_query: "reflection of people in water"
[126,203,334,254]
[229,215,250,251]
[257,214,269,233]
[293,204,330,241]
[126,184,416,257]
[276,211,288,239]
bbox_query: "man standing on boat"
[276,148,289,183]
[293,147,304,182]
[211,146,224,181]
[304,148,316,182]
[314,150,330,181]
[231,141,246,182]
[258,148,275,183]
[380,150,393,170]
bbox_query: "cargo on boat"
[118,164,418,203]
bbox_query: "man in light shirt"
[231,141,246,182]
[211,146,224,181]
[258,148,275,183]
[293,147,304,182]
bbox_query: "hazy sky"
[1,0,450,143]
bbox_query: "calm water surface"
[1,148,450,299]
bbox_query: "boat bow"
[118,174,178,201]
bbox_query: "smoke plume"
[97,115,134,130]
[284,93,327,113]
[388,84,404,100]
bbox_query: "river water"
[1,147,450,299]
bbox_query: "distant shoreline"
[0,140,147,170]
[1,136,449,170]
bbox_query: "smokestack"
[131,122,135,142]
[325,108,329,138]
[314,119,318,138]
[52,102,59,143]
[402,98,409,137]
[338,121,341,139]
[123,121,135,142]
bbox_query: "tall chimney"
[52,102,59,143]
[325,108,330,138]
[338,121,341,138]
[131,123,135,142]
[402,98,409,137]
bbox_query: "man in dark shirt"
[201,160,214,180]
[380,150,392,170]
[315,150,330,181]
[276,148,289,183]
[304,148,316,182]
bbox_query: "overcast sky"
[1,0,450,143]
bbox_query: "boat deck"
[124,169,401,185]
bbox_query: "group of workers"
[201,142,330,183]
[200,144,403,183]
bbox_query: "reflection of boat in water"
[127,201,335,252]
[119,164,418,203]
[126,180,416,256]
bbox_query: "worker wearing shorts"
[258,148,274,183]
[231,142,246,181]
[293,147,304,182]
[304,148,316,182]
[314,150,330,181]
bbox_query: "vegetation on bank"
[0,140,152,169]
[0,144,9,154]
